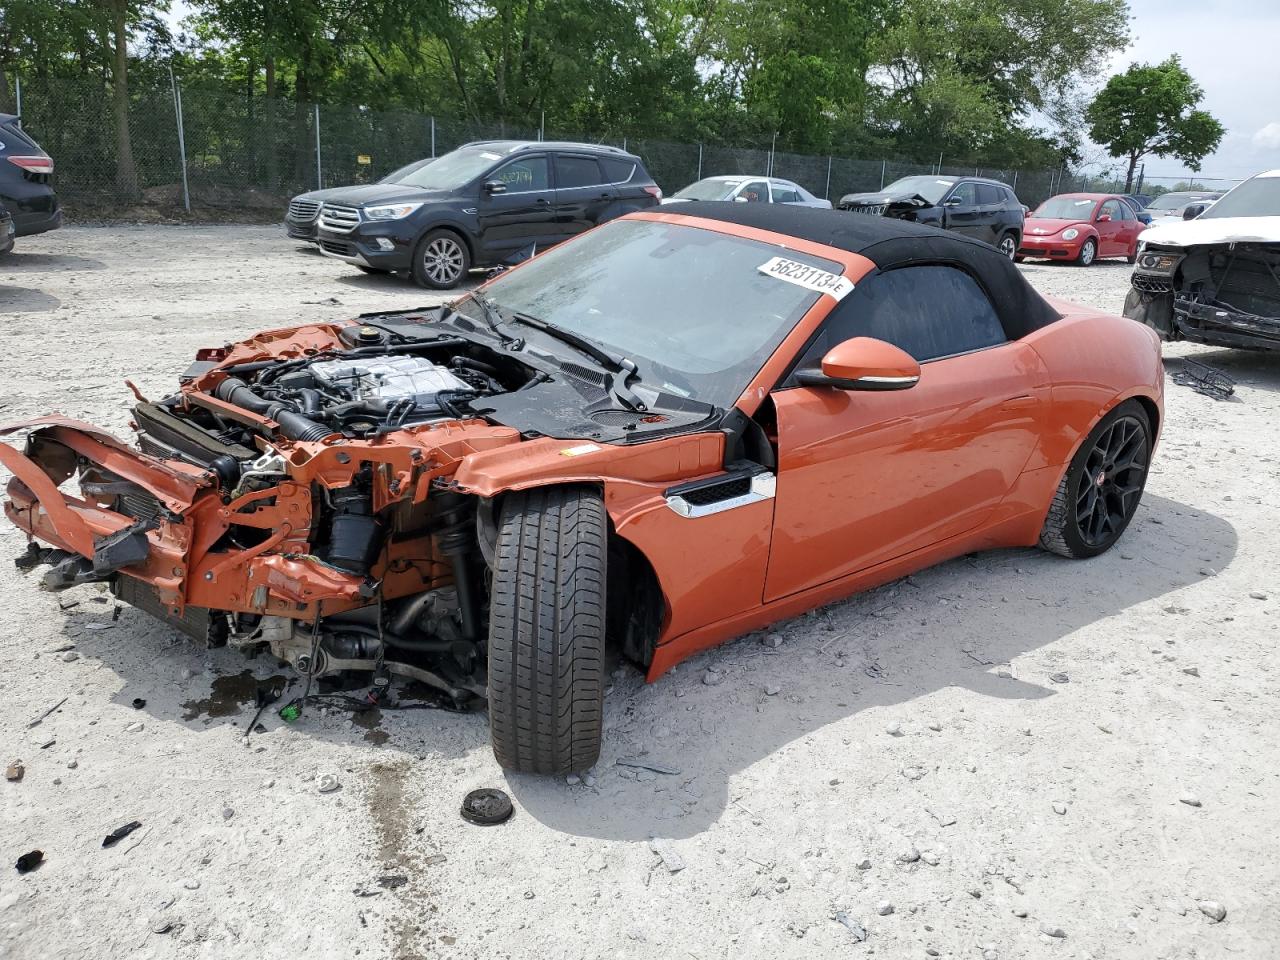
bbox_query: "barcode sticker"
[757,257,854,300]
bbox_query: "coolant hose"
[213,377,333,442]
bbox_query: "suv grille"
[288,198,321,222]
[319,203,361,232]
[843,203,887,216]
[1132,275,1173,294]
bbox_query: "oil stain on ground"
[352,707,390,745]
[181,669,287,722]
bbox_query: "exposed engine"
[12,320,542,706]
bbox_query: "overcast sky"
[1098,0,1280,183]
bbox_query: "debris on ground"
[1171,358,1235,400]
[15,850,44,874]
[460,788,513,826]
[6,761,24,782]
[131,698,146,709]
[649,837,685,873]
[616,757,681,776]
[1198,900,1227,922]
[1180,792,1203,807]
[834,911,868,941]
[318,774,341,794]
[125,722,144,733]
[376,875,408,890]
[1038,921,1067,938]
[102,821,143,848]
[876,900,894,915]
[27,697,68,728]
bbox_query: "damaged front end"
[837,192,934,221]
[1124,242,1280,351]
[2,316,539,704]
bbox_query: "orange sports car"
[1,205,1163,774]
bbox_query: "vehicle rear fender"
[1022,310,1164,473]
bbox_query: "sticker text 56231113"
[757,256,854,300]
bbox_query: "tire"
[411,229,470,289]
[488,486,606,774]
[1039,400,1152,559]
[997,232,1018,260]
[1075,237,1097,267]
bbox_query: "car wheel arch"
[414,222,474,263]
[484,481,667,670]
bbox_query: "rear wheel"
[997,232,1018,260]
[411,229,470,289]
[487,487,606,774]
[1039,400,1152,559]
[1075,237,1097,267]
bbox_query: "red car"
[1018,193,1146,266]
[1,206,1164,774]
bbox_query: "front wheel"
[411,229,470,289]
[1075,237,1097,267]
[1039,400,1152,559]
[487,487,607,774]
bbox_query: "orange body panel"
[0,214,1163,687]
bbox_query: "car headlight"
[1061,228,1079,240]
[364,202,423,221]
[1137,252,1180,273]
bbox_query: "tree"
[1086,55,1225,193]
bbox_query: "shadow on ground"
[1,252,106,271]
[45,492,1234,840]
[1165,348,1280,395]
[0,285,61,313]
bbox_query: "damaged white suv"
[1124,170,1280,351]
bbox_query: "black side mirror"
[483,180,507,195]
[1182,203,1206,220]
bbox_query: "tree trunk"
[1124,151,1140,194]
[110,0,139,199]
[265,56,278,191]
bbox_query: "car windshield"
[393,146,508,190]
[1147,193,1213,211]
[881,176,956,203]
[381,158,433,183]
[673,179,741,201]
[1033,197,1098,219]
[475,218,840,408]
[1199,175,1280,218]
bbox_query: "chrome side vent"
[665,467,776,518]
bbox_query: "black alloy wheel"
[1039,400,1152,558]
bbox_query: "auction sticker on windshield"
[757,256,853,300]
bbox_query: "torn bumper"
[0,418,367,621]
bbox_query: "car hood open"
[1139,216,1280,248]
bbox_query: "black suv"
[838,175,1024,259]
[290,141,662,288]
[0,114,60,239]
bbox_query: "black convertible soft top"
[668,202,1062,339]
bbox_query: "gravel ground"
[1,226,1278,960]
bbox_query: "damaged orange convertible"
[1,206,1163,774]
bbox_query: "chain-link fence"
[12,74,1141,220]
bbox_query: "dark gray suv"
[288,140,663,288]
[838,175,1024,259]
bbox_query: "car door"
[975,183,1006,243]
[941,181,983,237]
[1094,199,1125,256]
[475,154,557,259]
[763,264,1050,602]
[552,154,618,241]
[770,181,803,205]
[1111,199,1143,253]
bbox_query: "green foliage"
[2,0,1137,172]
[1085,55,1225,188]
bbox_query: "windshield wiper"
[506,312,648,412]
[445,292,518,345]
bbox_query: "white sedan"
[662,176,833,208]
